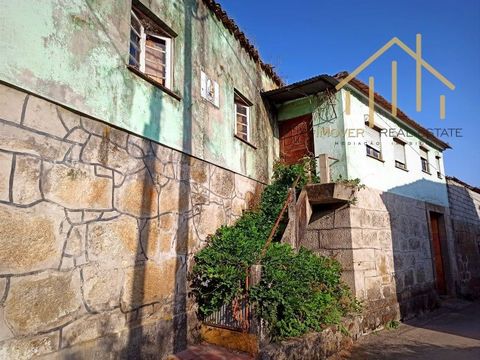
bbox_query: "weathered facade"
[265,74,458,328]
[0,0,478,358]
[0,0,280,358]
[447,177,480,299]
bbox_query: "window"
[365,125,382,160]
[129,5,173,88]
[234,91,252,142]
[436,156,442,179]
[420,146,430,173]
[394,139,407,170]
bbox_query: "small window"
[420,146,430,173]
[129,6,173,88]
[436,156,442,179]
[394,139,407,170]
[234,91,252,142]
[365,125,382,160]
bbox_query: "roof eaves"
[334,72,451,151]
[446,176,480,194]
[202,0,284,87]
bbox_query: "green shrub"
[190,159,358,341]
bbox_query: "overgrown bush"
[190,159,359,341]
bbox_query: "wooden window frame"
[364,123,383,161]
[436,155,443,179]
[234,90,253,145]
[394,138,407,171]
[420,146,430,174]
[129,6,173,90]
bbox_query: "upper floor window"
[234,91,252,142]
[436,156,442,179]
[129,5,173,89]
[420,146,430,173]
[365,125,382,160]
[394,138,407,170]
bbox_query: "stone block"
[0,202,66,274]
[23,96,67,138]
[121,259,178,311]
[115,169,159,217]
[87,215,139,266]
[318,228,352,249]
[0,152,12,202]
[65,225,85,257]
[0,84,27,124]
[82,265,123,312]
[353,248,375,263]
[349,207,365,227]
[0,332,59,360]
[81,135,143,174]
[333,207,351,228]
[57,106,81,131]
[210,166,234,198]
[309,211,334,230]
[194,202,226,241]
[189,157,208,184]
[65,127,90,144]
[42,162,113,210]
[302,230,319,251]
[12,154,42,205]
[61,309,126,348]
[140,214,177,259]
[0,122,72,161]
[365,276,383,301]
[4,270,83,334]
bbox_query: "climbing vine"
[190,159,359,341]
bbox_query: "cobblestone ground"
[333,300,480,360]
[171,343,253,360]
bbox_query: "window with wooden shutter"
[436,156,442,178]
[129,5,173,89]
[394,139,407,170]
[420,147,430,173]
[365,125,382,160]
[234,91,252,142]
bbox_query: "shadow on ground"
[338,300,480,360]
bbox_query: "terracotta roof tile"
[202,0,284,86]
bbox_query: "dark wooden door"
[279,114,314,165]
[430,213,446,295]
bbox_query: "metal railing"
[203,296,251,332]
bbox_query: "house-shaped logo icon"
[336,34,455,127]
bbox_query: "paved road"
[338,300,480,360]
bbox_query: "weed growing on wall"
[190,159,359,341]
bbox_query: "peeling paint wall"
[0,0,279,182]
[276,88,449,206]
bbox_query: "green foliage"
[249,245,358,340]
[386,320,400,330]
[190,159,358,341]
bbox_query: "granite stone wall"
[302,187,448,332]
[447,178,480,298]
[0,83,262,359]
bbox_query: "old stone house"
[0,0,478,359]
[263,74,461,330]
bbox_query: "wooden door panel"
[279,114,314,165]
[430,213,446,295]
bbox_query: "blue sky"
[221,0,480,185]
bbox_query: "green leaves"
[189,160,358,341]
